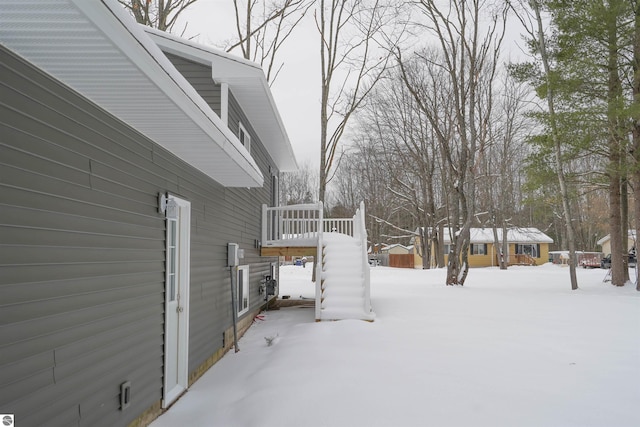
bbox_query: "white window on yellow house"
[516,244,539,258]
[471,243,487,255]
[443,244,451,254]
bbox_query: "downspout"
[229,266,239,352]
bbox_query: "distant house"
[380,244,415,268]
[413,227,554,268]
[380,244,414,255]
[596,230,637,256]
[0,2,296,426]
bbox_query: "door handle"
[177,306,184,313]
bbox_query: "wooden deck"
[260,246,317,257]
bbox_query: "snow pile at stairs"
[320,232,375,321]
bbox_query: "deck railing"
[354,201,372,317]
[262,203,324,245]
[262,203,358,245]
[323,218,354,236]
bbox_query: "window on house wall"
[237,265,249,315]
[471,244,487,255]
[238,122,251,153]
[167,219,177,302]
[272,174,279,207]
[443,244,450,255]
[516,244,539,258]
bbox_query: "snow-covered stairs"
[318,233,375,321]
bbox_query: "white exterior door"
[163,195,191,408]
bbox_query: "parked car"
[600,253,637,269]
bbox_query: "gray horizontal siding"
[164,52,221,116]
[0,45,167,426]
[1,41,280,427]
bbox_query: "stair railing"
[315,201,324,320]
[354,201,372,316]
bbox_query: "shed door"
[163,195,191,408]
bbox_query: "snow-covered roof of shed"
[0,0,263,187]
[380,244,414,252]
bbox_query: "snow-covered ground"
[151,264,640,427]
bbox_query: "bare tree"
[478,69,533,269]
[228,0,312,84]
[119,0,200,33]
[354,70,447,268]
[331,137,404,247]
[280,161,319,205]
[316,0,404,203]
[398,0,508,285]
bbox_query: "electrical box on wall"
[228,243,244,266]
[228,243,239,267]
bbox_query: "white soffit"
[0,0,263,187]
[144,28,299,172]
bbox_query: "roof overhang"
[0,0,264,187]
[143,27,298,172]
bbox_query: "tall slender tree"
[316,0,404,203]
[631,0,640,291]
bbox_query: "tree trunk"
[319,0,329,203]
[606,0,626,286]
[610,173,625,286]
[492,219,509,270]
[633,1,640,291]
[621,178,630,282]
[421,227,432,269]
[501,221,509,269]
[531,0,578,290]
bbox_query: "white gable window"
[238,122,251,153]
[237,265,249,315]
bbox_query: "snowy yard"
[151,264,640,427]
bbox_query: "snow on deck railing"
[262,203,323,245]
[323,218,354,235]
[262,203,358,246]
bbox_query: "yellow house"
[596,230,636,256]
[413,227,554,268]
